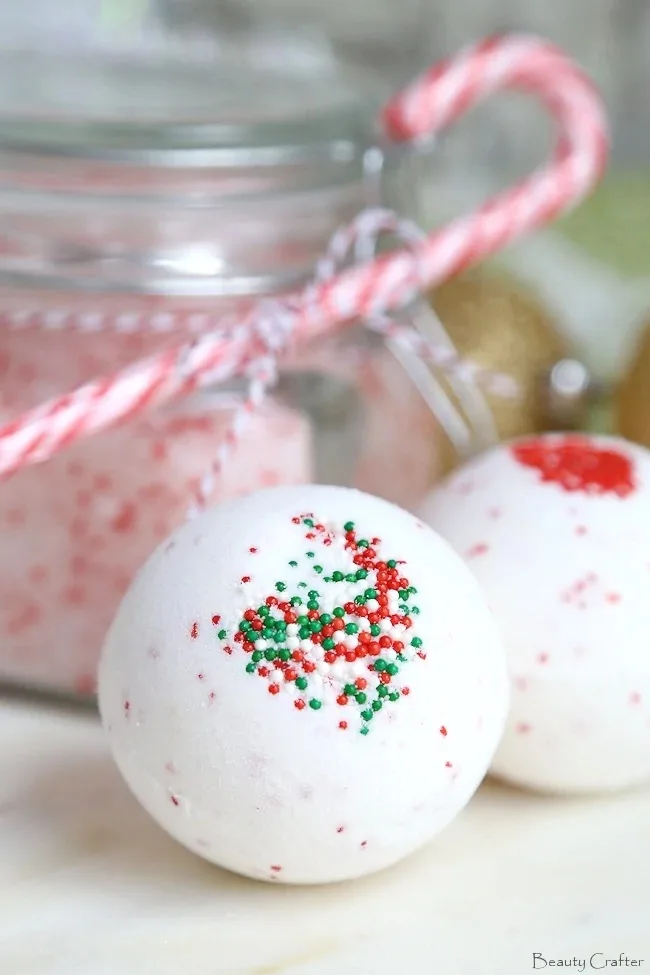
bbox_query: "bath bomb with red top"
[98,485,508,884]
[421,433,650,795]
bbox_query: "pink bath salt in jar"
[0,409,311,696]
[0,5,442,697]
[0,328,312,694]
[353,345,441,508]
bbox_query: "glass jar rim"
[0,128,388,298]
[0,101,375,170]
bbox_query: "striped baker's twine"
[187,208,513,515]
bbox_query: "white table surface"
[0,697,648,975]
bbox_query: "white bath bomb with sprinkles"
[99,485,508,885]
[422,434,650,795]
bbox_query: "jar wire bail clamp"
[335,206,503,459]
[0,34,609,487]
[314,207,504,461]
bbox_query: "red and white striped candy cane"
[0,34,608,480]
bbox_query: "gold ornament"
[428,270,571,473]
[616,320,650,446]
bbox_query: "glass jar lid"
[0,1,429,295]
[0,1,429,164]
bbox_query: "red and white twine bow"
[191,209,517,513]
[0,34,608,487]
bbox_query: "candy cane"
[0,35,608,479]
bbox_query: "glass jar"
[0,0,442,697]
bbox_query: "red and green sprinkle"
[215,514,425,734]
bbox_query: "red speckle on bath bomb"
[467,543,489,558]
[110,501,137,533]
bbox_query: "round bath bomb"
[421,433,650,795]
[99,485,508,884]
